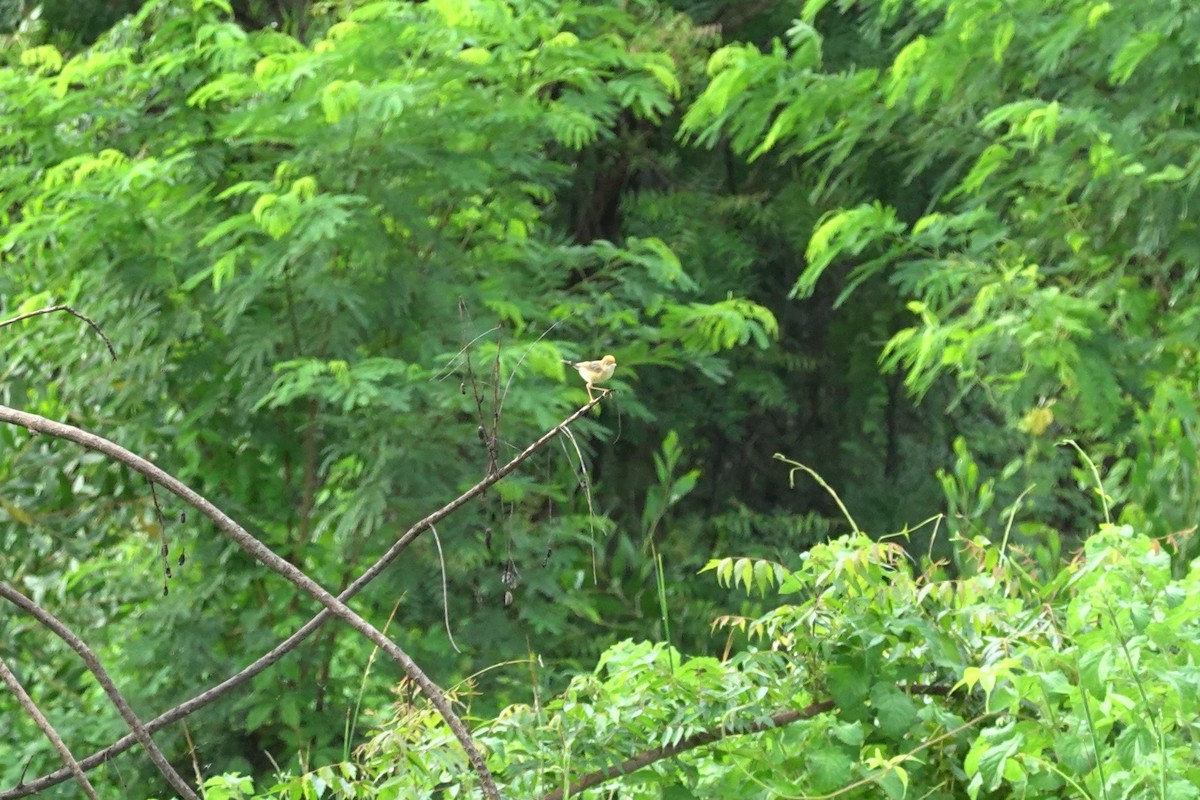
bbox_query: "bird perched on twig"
[565,354,616,401]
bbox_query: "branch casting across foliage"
[538,684,954,800]
[0,655,98,800]
[0,395,605,799]
[0,305,117,360]
[0,583,196,800]
[0,403,500,800]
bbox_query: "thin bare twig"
[557,425,598,582]
[0,655,100,800]
[147,478,174,595]
[0,305,117,360]
[490,335,502,474]
[0,404,500,800]
[468,346,499,477]
[431,325,501,383]
[181,722,204,790]
[0,584,197,800]
[453,305,499,478]
[773,454,861,534]
[430,524,462,654]
[0,396,605,798]
[496,316,566,418]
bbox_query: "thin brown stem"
[0,584,196,799]
[0,655,100,800]
[0,305,116,359]
[300,398,318,541]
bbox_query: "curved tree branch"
[0,396,604,798]
[537,684,955,800]
[0,655,99,800]
[0,404,500,800]
[0,305,117,360]
[0,584,197,800]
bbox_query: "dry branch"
[0,305,116,360]
[0,395,604,798]
[0,655,99,800]
[0,584,197,799]
[0,404,499,800]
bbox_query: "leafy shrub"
[224,522,1200,799]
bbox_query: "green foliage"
[641,431,700,541]
[8,0,1200,795]
[209,519,1200,799]
[683,0,1200,550]
[0,0,141,47]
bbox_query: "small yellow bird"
[566,354,616,401]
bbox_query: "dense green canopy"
[2,0,1198,797]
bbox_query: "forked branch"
[0,404,500,800]
[0,395,605,799]
[0,584,196,800]
[0,655,99,800]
